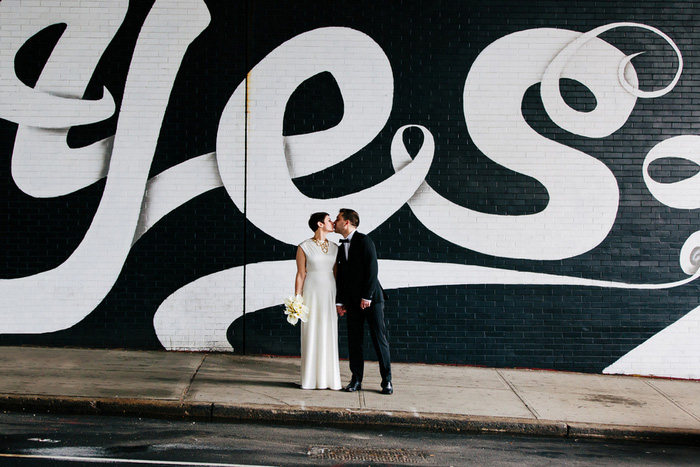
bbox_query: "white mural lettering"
[2,0,124,198]
[0,1,696,377]
[0,0,211,333]
[216,28,434,243]
[404,28,629,260]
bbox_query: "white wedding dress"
[299,238,342,390]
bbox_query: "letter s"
[403,28,637,260]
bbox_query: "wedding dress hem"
[301,386,342,391]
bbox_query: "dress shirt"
[342,230,355,260]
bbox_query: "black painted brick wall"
[2,0,699,374]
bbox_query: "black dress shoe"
[381,382,393,395]
[345,380,362,392]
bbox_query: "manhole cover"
[308,445,430,463]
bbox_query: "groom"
[334,209,392,395]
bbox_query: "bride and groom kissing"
[294,208,393,395]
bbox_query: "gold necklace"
[312,238,329,254]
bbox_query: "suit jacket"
[336,232,387,308]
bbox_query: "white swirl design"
[643,135,700,210]
[1,0,125,198]
[0,0,118,130]
[0,5,696,378]
[216,28,434,245]
[402,29,630,260]
[154,258,700,351]
[0,0,212,333]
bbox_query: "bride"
[294,212,342,390]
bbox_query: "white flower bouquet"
[283,294,309,325]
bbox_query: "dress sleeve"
[299,239,312,257]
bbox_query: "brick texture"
[1,0,700,377]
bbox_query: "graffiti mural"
[2,0,700,378]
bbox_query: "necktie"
[339,239,350,243]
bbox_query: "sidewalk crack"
[238,387,290,406]
[643,379,700,424]
[495,369,540,419]
[180,353,208,402]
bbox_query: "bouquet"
[283,294,309,325]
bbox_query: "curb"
[2,394,700,445]
[211,403,568,438]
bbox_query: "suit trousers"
[346,302,391,385]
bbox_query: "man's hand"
[360,299,371,310]
[337,305,346,316]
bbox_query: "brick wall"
[2,0,700,378]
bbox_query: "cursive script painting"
[1,0,700,378]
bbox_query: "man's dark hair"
[308,212,329,232]
[339,208,360,227]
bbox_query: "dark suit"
[336,232,391,385]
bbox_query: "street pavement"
[0,346,699,445]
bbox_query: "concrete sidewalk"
[1,346,699,445]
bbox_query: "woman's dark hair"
[308,212,329,232]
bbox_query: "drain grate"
[308,445,430,463]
